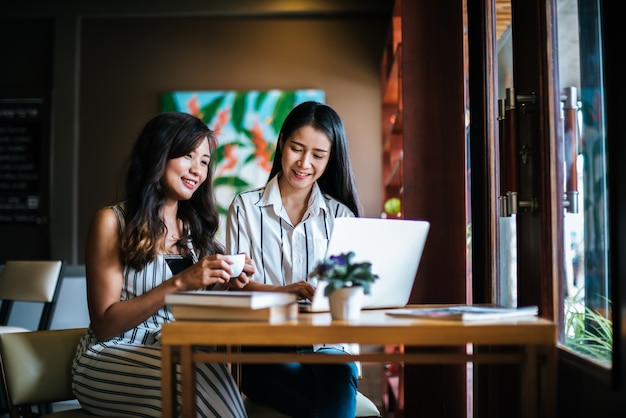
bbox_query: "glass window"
[560,0,611,366]
[496,0,611,366]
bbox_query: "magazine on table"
[385,305,538,322]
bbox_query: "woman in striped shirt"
[225,101,361,418]
[72,112,251,417]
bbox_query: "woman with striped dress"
[72,112,252,417]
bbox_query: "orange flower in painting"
[251,122,273,172]
[186,95,200,117]
[212,109,230,139]
[215,143,238,177]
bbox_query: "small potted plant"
[309,251,379,319]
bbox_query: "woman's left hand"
[225,253,254,289]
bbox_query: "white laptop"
[299,217,430,312]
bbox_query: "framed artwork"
[162,89,325,239]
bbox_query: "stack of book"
[165,290,298,323]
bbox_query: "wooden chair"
[0,260,65,333]
[0,260,66,414]
[0,328,96,417]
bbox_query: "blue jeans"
[240,346,359,418]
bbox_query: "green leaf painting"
[161,89,325,240]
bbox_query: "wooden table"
[160,308,556,418]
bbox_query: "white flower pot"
[328,286,364,320]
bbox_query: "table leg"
[521,346,538,418]
[161,344,176,418]
[180,345,196,418]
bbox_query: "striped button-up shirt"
[225,174,354,287]
[225,176,358,354]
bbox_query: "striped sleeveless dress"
[71,204,247,417]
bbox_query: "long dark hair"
[121,112,223,270]
[268,101,361,216]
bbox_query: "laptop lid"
[300,217,430,312]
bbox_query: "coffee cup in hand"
[225,254,245,278]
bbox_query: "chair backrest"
[0,328,87,409]
[0,260,65,331]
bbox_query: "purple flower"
[309,251,379,296]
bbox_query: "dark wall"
[0,19,54,262]
[0,3,391,264]
[0,19,53,96]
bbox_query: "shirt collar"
[257,174,330,219]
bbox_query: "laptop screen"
[303,217,430,312]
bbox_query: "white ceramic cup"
[225,254,245,277]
